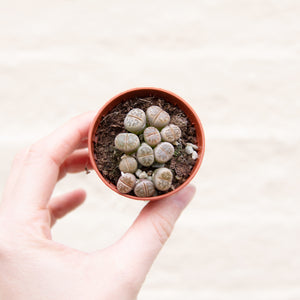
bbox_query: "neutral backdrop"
[0,1,299,299]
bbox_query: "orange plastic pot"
[88,87,205,201]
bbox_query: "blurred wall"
[0,1,299,299]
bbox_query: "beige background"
[0,0,300,299]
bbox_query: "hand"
[0,112,196,300]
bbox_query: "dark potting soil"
[93,96,197,196]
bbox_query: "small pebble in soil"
[139,171,148,179]
[192,151,199,160]
[185,145,194,155]
[187,142,199,150]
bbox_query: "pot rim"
[88,87,205,201]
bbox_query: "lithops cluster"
[114,106,195,197]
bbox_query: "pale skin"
[0,112,196,300]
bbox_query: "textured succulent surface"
[153,167,173,191]
[137,143,155,167]
[114,106,193,196]
[114,133,140,154]
[154,142,175,164]
[117,173,136,193]
[146,105,170,129]
[119,155,138,173]
[124,108,146,133]
[143,126,161,147]
[161,124,182,143]
[134,179,156,197]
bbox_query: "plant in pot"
[88,87,205,201]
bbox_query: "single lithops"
[146,106,170,129]
[114,133,140,154]
[154,142,175,163]
[161,124,182,143]
[153,167,173,191]
[124,108,146,134]
[137,143,154,167]
[119,155,138,173]
[143,126,161,147]
[134,179,155,197]
[117,173,136,194]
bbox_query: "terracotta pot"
[88,87,205,201]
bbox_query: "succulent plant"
[153,167,173,191]
[113,105,189,197]
[114,133,140,154]
[119,155,138,173]
[160,124,182,143]
[134,179,156,197]
[124,108,146,134]
[146,106,170,129]
[154,142,175,163]
[143,126,161,147]
[137,142,154,167]
[117,173,136,194]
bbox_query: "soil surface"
[93,96,197,196]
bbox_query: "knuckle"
[22,143,47,165]
[13,148,26,165]
[151,211,174,246]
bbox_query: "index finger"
[2,112,96,213]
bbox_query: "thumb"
[115,185,196,285]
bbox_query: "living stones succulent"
[117,173,136,194]
[137,143,154,167]
[153,167,173,191]
[143,126,161,147]
[119,155,138,173]
[113,105,192,197]
[154,142,175,163]
[146,106,170,129]
[134,179,155,197]
[124,108,146,134]
[114,133,140,154]
[160,124,182,143]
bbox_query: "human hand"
[0,112,196,300]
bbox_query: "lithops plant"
[114,133,140,154]
[153,167,173,191]
[161,124,182,143]
[154,142,175,163]
[119,155,138,173]
[146,106,170,129]
[117,173,136,194]
[143,126,161,147]
[124,108,146,134]
[134,179,156,197]
[137,143,154,167]
[113,104,194,198]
